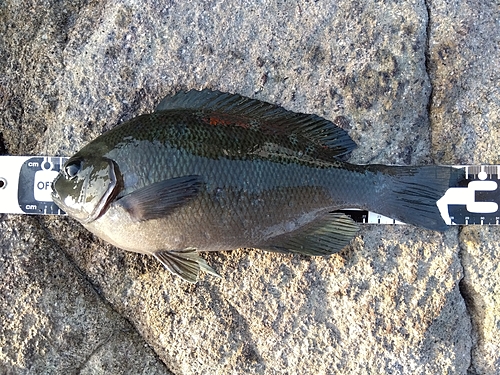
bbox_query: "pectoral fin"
[117,175,203,221]
[153,248,220,283]
[262,213,359,256]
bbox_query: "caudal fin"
[367,165,465,231]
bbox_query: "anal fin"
[153,248,220,283]
[262,213,359,256]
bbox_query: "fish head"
[52,156,122,224]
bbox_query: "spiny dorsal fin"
[261,212,359,256]
[156,89,356,158]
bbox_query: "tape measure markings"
[1,156,500,225]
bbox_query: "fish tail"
[366,165,465,231]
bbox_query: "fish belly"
[85,162,369,254]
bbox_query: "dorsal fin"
[156,89,356,158]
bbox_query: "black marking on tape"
[18,157,67,215]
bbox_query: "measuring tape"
[0,156,67,215]
[0,156,499,225]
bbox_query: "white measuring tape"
[0,156,499,225]
[0,156,67,215]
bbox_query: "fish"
[51,89,464,283]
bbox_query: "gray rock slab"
[428,0,500,165]
[1,0,497,373]
[459,227,500,374]
[40,218,471,374]
[0,216,169,375]
[427,1,500,373]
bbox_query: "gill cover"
[52,157,120,224]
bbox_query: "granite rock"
[0,216,169,374]
[428,1,500,373]
[428,0,500,166]
[459,227,500,374]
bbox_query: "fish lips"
[52,158,122,224]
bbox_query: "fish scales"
[52,89,464,282]
[97,112,372,200]
[86,112,371,248]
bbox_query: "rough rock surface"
[0,216,169,374]
[0,0,497,373]
[427,1,500,373]
[459,227,500,374]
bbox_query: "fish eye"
[65,160,82,179]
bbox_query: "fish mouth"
[51,179,63,207]
[80,159,122,224]
[51,159,122,224]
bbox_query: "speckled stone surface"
[428,1,500,373]
[0,216,169,374]
[1,0,497,373]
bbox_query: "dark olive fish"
[51,89,463,282]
